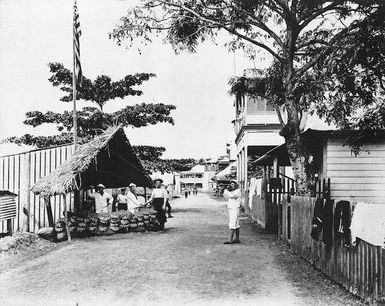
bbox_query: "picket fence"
[246,174,296,234]
[281,196,385,303]
[246,188,278,233]
[0,144,75,233]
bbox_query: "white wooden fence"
[0,144,75,233]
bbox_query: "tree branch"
[294,22,361,79]
[299,1,345,30]
[297,39,328,50]
[158,0,284,61]
[271,0,293,22]
[223,0,285,48]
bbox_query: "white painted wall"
[326,138,385,204]
[246,131,285,147]
[246,114,281,125]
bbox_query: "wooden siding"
[0,145,74,233]
[326,138,385,204]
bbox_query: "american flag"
[73,0,82,86]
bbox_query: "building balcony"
[233,112,281,135]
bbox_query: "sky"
[0,0,269,159]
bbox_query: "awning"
[213,161,237,181]
[253,143,290,166]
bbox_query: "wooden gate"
[247,173,295,234]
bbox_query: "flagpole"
[72,1,78,150]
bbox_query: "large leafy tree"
[110,1,385,194]
[10,62,175,143]
[48,63,155,110]
[132,146,197,173]
[7,63,195,173]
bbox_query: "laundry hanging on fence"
[311,198,324,241]
[322,198,334,245]
[334,200,351,247]
[248,178,257,209]
[256,179,262,197]
[350,202,385,248]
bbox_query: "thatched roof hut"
[31,126,154,196]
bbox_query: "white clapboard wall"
[0,144,75,233]
[326,137,385,204]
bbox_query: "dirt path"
[0,193,361,306]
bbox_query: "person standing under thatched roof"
[117,187,128,211]
[126,183,143,214]
[87,184,113,214]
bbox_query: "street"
[0,193,360,306]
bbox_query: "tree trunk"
[281,100,315,196]
[285,133,315,195]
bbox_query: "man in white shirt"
[145,178,168,230]
[87,184,113,213]
[126,183,143,214]
[223,180,242,244]
[116,187,128,211]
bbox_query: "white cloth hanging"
[248,178,257,209]
[256,179,262,197]
[350,202,385,248]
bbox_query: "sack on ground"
[37,227,56,241]
[56,231,68,242]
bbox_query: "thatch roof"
[31,126,154,196]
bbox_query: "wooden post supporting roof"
[44,196,54,227]
[63,194,71,242]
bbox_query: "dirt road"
[0,193,361,306]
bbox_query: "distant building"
[217,155,234,172]
[204,158,218,172]
[232,69,284,191]
[150,172,181,195]
[179,165,216,191]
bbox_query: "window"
[247,97,274,113]
[195,183,203,188]
[196,174,203,178]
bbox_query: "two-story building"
[233,69,284,191]
[179,165,216,191]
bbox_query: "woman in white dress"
[223,180,242,244]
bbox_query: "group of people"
[86,178,173,231]
[86,183,143,214]
[86,178,242,242]
[183,187,198,198]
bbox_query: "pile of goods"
[38,209,161,242]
